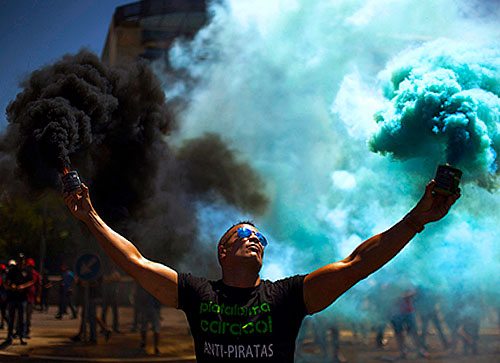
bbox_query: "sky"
[0,0,132,130]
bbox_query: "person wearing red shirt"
[24,258,40,339]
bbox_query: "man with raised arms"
[63,180,459,362]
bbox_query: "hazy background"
[161,0,499,294]
[1,0,498,323]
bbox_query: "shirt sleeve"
[273,274,307,318]
[177,272,207,312]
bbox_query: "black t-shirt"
[6,266,29,301]
[178,273,307,363]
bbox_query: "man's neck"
[222,268,261,288]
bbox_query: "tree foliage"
[0,189,74,269]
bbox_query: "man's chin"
[236,254,262,269]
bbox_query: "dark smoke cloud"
[6,52,120,184]
[0,50,268,269]
[177,133,268,215]
[3,50,175,223]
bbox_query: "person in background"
[38,269,50,312]
[445,287,482,356]
[55,264,77,320]
[296,315,346,363]
[23,258,40,339]
[101,266,121,333]
[130,282,142,333]
[389,279,429,359]
[327,320,345,363]
[2,259,27,346]
[415,285,448,350]
[367,280,390,349]
[136,285,161,355]
[0,264,8,330]
[16,254,31,340]
[70,276,111,344]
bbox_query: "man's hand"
[63,183,94,222]
[407,180,461,228]
[62,181,179,307]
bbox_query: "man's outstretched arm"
[303,180,460,314]
[63,184,178,307]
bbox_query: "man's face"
[219,224,266,268]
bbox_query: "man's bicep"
[135,258,179,308]
[303,259,363,314]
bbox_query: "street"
[0,305,498,362]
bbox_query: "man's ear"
[218,245,227,260]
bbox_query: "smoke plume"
[0,50,268,270]
[177,133,268,215]
[369,40,500,190]
[158,0,499,339]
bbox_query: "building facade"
[102,0,207,65]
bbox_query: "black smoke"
[177,133,268,215]
[0,50,268,271]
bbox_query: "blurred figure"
[101,267,121,333]
[0,264,8,330]
[129,282,141,332]
[23,258,40,339]
[296,316,325,360]
[296,315,346,363]
[71,277,110,344]
[3,259,27,346]
[460,291,481,355]
[326,319,346,363]
[442,295,460,354]
[16,254,31,340]
[55,264,77,320]
[367,281,391,349]
[38,269,50,312]
[346,286,370,345]
[136,285,161,355]
[445,288,482,356]
[415,285,448,350]
[389,280,428,359]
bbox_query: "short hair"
[218,220,257,248]
[217,221,258,264]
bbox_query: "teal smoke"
[369,41,500,189]
[159,1,499,335]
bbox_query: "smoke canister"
[434,164,462,195]
[61,170,82,193]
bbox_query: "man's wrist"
[83,209,99,225]
[403,213,425,233]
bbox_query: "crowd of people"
[0,254,162,354]
[0,252,496,360]
[0,253,40,347]
[67,268,162,353]
[296,277,492,362]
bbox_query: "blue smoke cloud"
[158,0,499,328]
[369,40,500,190]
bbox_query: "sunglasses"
[237,227,268,247]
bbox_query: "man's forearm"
[304,216,422,313]
[84,210,144,279]
[345,217,421,278]
[18,280,36,290]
